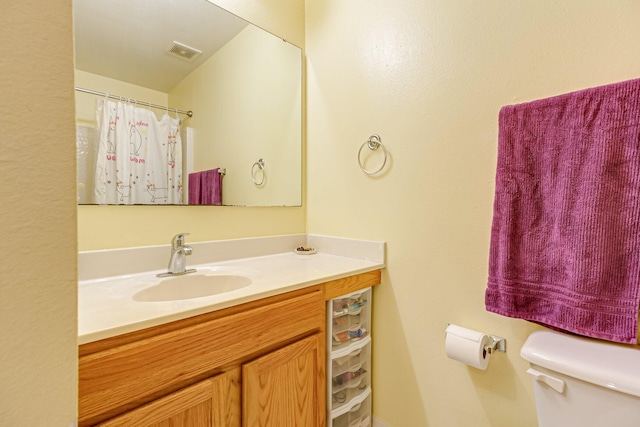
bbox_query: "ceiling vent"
[166,41,202,61]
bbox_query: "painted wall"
[305,1,640,426]
[170,25,302,207]
[78,0,305,251]
[74,70,169,127]
[209,0,304,48]
[0,1,78,426]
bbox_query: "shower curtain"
[94,99,183,204]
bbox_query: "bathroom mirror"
[73,0,302,206]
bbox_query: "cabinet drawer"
[330,362,370,414]
[331,387,371,427]
[331,338,371,379]
[331,290,371,351]
[79,290,324,426]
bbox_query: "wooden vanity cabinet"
[97,333,324,427]
[78,270,381,427]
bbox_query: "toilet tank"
[521,330,640,427]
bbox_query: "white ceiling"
[73,0,249,92]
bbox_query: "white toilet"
[521,330,640,427]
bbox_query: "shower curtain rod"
[74,87,193,118]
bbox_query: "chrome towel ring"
[358,134,387,175]
[251,158,266,185]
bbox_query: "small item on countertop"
[294,246,317,255]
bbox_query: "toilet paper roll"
[445,324,492,370]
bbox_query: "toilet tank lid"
[521,330,640,397]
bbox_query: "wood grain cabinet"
[96,376,227,427]
[78,270,381,427]
[243,334,323,427]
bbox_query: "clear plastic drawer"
[331,289,371,351]
[331,374,369,414]
[331,387,371,427]
[330,342,371,412]
[332,339,371,378]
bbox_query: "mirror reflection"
[74,0,302,206]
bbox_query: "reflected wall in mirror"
[74,0,302,206]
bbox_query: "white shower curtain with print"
[94,99,183,204]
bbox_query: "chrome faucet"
[158,233,196,277]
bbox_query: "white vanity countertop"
[79,250,383,345]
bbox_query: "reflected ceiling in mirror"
[74,0,302,207]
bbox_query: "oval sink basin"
[133,273,252,302]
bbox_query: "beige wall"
[209,0,304,48]
[170,25,302,207]
[305,1,640,426]
[78,0,305,251]
[0,1,78,426]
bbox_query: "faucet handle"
[171,232,190,248]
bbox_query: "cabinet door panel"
[243,334,324,427]
[97,378,214,427]
[212,368,241,427]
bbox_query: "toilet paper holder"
[485,335,506,354]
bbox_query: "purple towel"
[211,169,222,206]
[188,172,201,205]
[486,78,640,344]
[201,168,222,206]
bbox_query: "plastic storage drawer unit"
[327,288,373,427]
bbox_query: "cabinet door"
[212,368,241,427]
[243,333,324,427]
[97,370,241,427]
